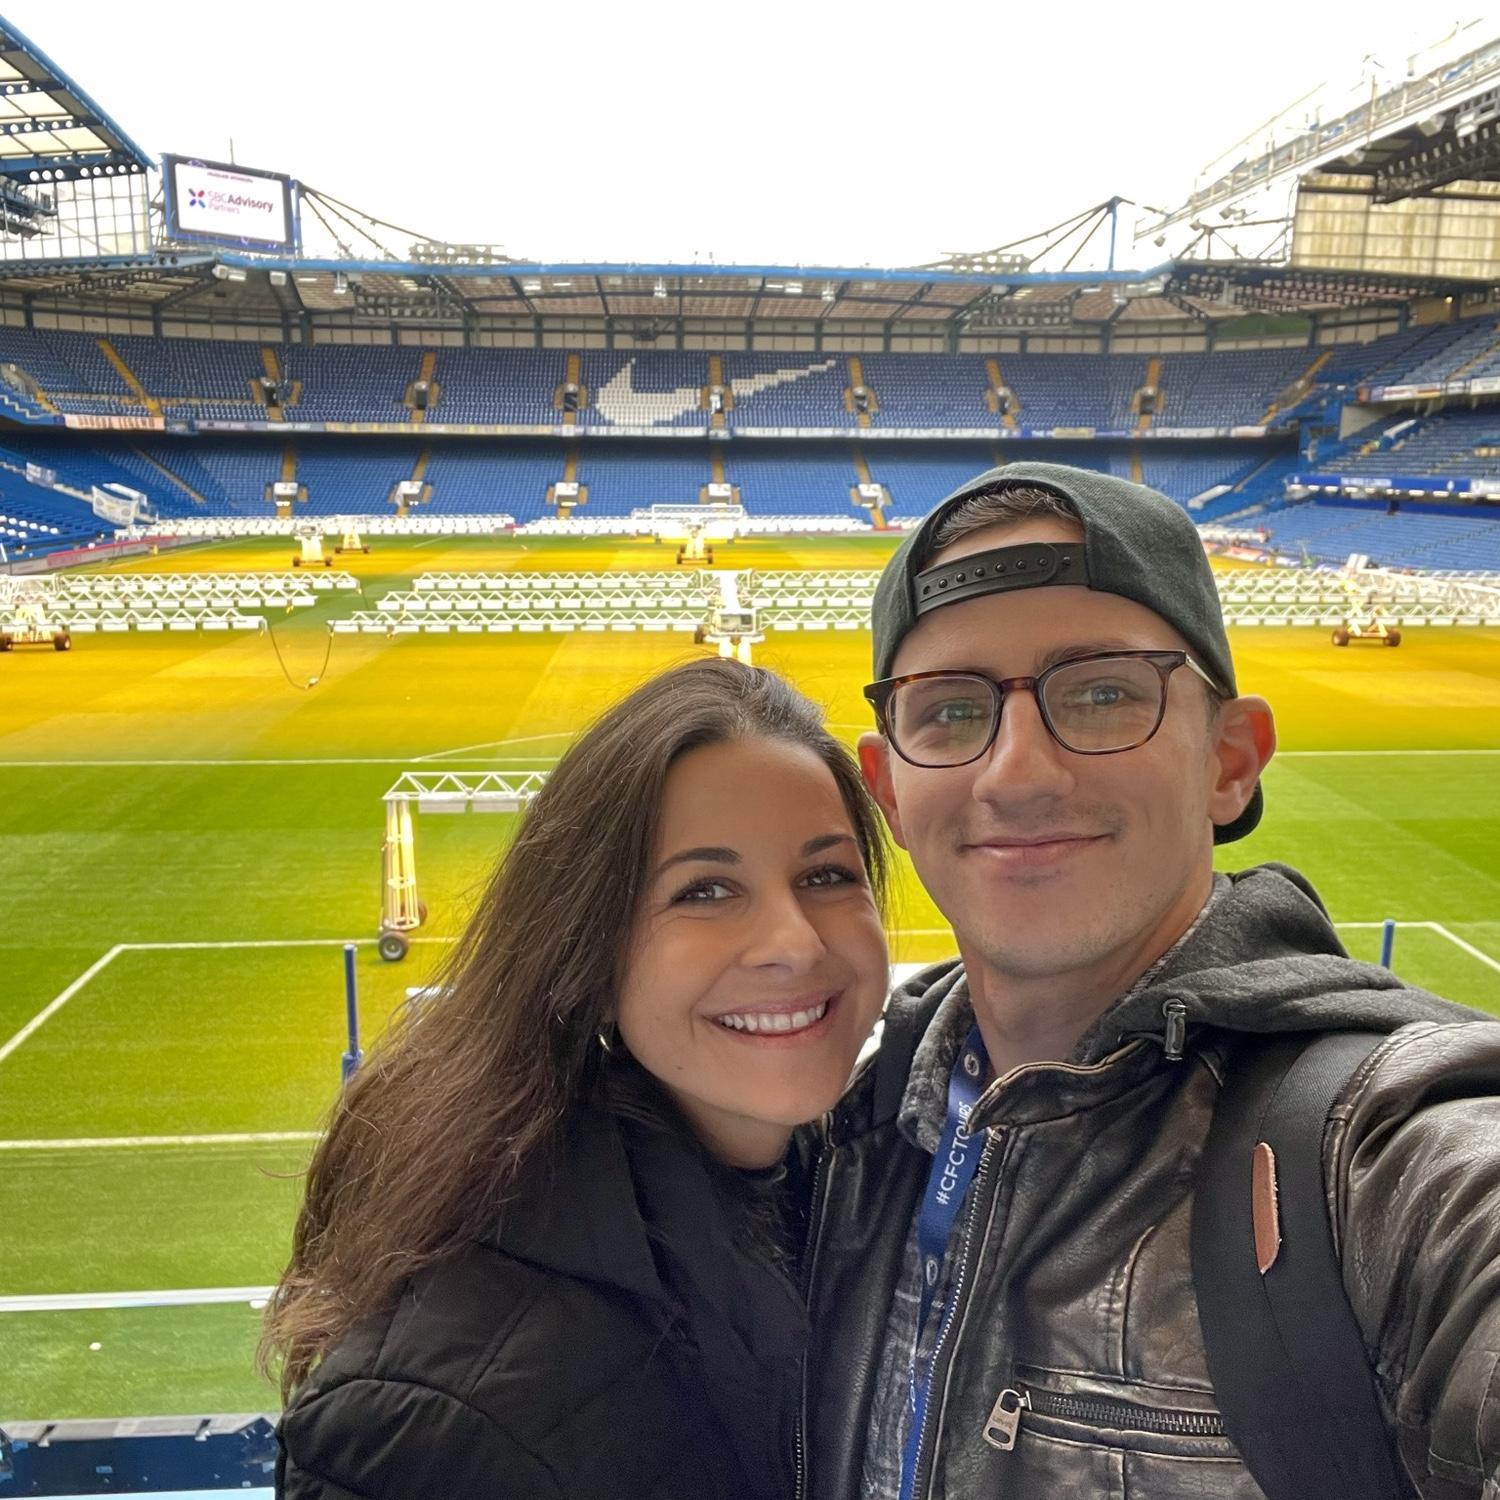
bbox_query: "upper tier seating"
[0,324,1496,432]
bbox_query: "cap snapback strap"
[913,541,1085,617]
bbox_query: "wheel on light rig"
[1331,627,1350,647]
[377,930,409,963]
[53,632,71,652]
[1384,629,1402,647]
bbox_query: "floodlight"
[211,264,246,283]
[653,279,668,298]
[785,281,803,295]
[269,270,287,287]
[333,271,349,295]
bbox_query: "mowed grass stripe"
[0,1303,279,1422]
[0,1139,311,1296]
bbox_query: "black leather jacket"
[801,865,1500,1500]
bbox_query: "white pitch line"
[0,946,122,1067]
[2,747,1497,770]
[0,1132,320,1152]
[412,731,577,761]
[0,757,434,768]
[1276,749,1500,758]
[0,1286,274,1314]
[113,936,458,952]
[1426,921,1500,975]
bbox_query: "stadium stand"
[436,349,570,425]
[721,444,860,514]
[1262,500,1500,569]
[1331,408,1500,479]
[1,325,1498,433]
[573,442,713,513]
[1,320,1499,570]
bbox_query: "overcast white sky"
[14,0,1500,268]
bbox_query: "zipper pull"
[1162,998,1188,1061]
[983,1387,1029,1451]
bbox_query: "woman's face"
[615,734,890,1168]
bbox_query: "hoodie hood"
[1076,862,1474,1062]
[868,863,1477,1128]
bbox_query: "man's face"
[861,517,1268,994]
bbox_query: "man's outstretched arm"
[1334,1019,1500,1499]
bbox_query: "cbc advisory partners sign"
[162,155,299,254]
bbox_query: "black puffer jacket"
[276,1080,806,1500]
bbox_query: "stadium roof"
[0,14,153,182]
[0,253,1487,327]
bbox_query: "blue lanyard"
[898,1024,990,1500]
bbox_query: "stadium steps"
[706,354,730,430]
[1134,357,1162,434]
[1446,325,1500,382]
[97,339,161,418]
[702,447,740,506]
[849,446,890,528]
[1228,448,1290,502]
[1260,349,1331,425]
[401,447,433,511]
[276,445,299,507]
[256,347,283,423]
[558,353,583,429]
[408,351,439,425]
[27,383,58,415]
[130,446,206,508]
[845,356,877,429]
[546,447,585,517]
[985,358,1018,429]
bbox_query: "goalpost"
[634,503,746,564]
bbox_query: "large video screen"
[162,155,298,253]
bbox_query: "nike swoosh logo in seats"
[594,359,842,425]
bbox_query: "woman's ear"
[1209,694,1276,829]
[858,732,909,851]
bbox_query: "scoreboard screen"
[162,155,298,253]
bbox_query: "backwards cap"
[870,460,1261,843]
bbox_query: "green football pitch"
[2,532,1497,1423]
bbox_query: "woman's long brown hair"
[259,656,888,1397]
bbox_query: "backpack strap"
[1190,1030,1406,1500]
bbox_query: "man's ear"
[1209,694,1275,829]
[858,732,909,851]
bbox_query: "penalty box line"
[0,936,455,1072]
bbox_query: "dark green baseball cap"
[871,460,1262,844]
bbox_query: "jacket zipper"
[907,1129,1003,1500]
[983,1385,1227,1451]
[793,1122,836,1500]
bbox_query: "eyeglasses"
[864,650,1226,768]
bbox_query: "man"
[802,462,1500,1500]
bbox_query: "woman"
[267,657,890,1500]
